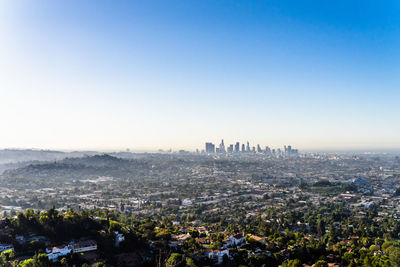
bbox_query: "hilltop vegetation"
[1,204,400,266]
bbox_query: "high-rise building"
[219,139,226,153]
[203,140,298,157]
[257,144,262,153]
[285,145,298,157]
[205,142,215,153]
[234,142,240,153]
[227,144,234,153]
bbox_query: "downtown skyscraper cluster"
[204,140,299,157]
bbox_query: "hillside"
[0,154,150,181]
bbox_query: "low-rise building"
[223,233,245,248]
[46,245,71,262]
[115,231,125,247]
[206,249,229,264]
[71,240,97,253]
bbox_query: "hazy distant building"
[234,142,240,153]
[284,145,299,157]
[227,144,234,153]
[257,144,262,153]
[205,142,215,154]
[203,140,298,157]
[219,139,226,153]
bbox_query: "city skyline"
[1,1,400,151]
[204,139,299,156]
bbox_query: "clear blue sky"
[1,0,399,151]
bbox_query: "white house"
[223,233,245,248]
[168,233,191,248]
[181,199,193,206]
[207,249,229,264]
[115,231,125,247]
[46,245,71,262]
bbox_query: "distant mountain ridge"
[0,149,100,164]
[0,154,150,180]
[0,149,155,174]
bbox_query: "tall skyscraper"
[246,141,250,152]
[205,142,215,153]
[257,144,262,153]
[234,142,240,153]
[219,139,226,153]
[241,144,245,152]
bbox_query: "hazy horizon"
[2,145,400,154]
[1,1,399,150]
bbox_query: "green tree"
[18,259,35,267]
[185,257,197,267]
[314,260,328,267]
[282,259,302,267]
[167,253,185,267]
[0,249,14,261]
[33,253,51,267]
[389,247,400,267]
